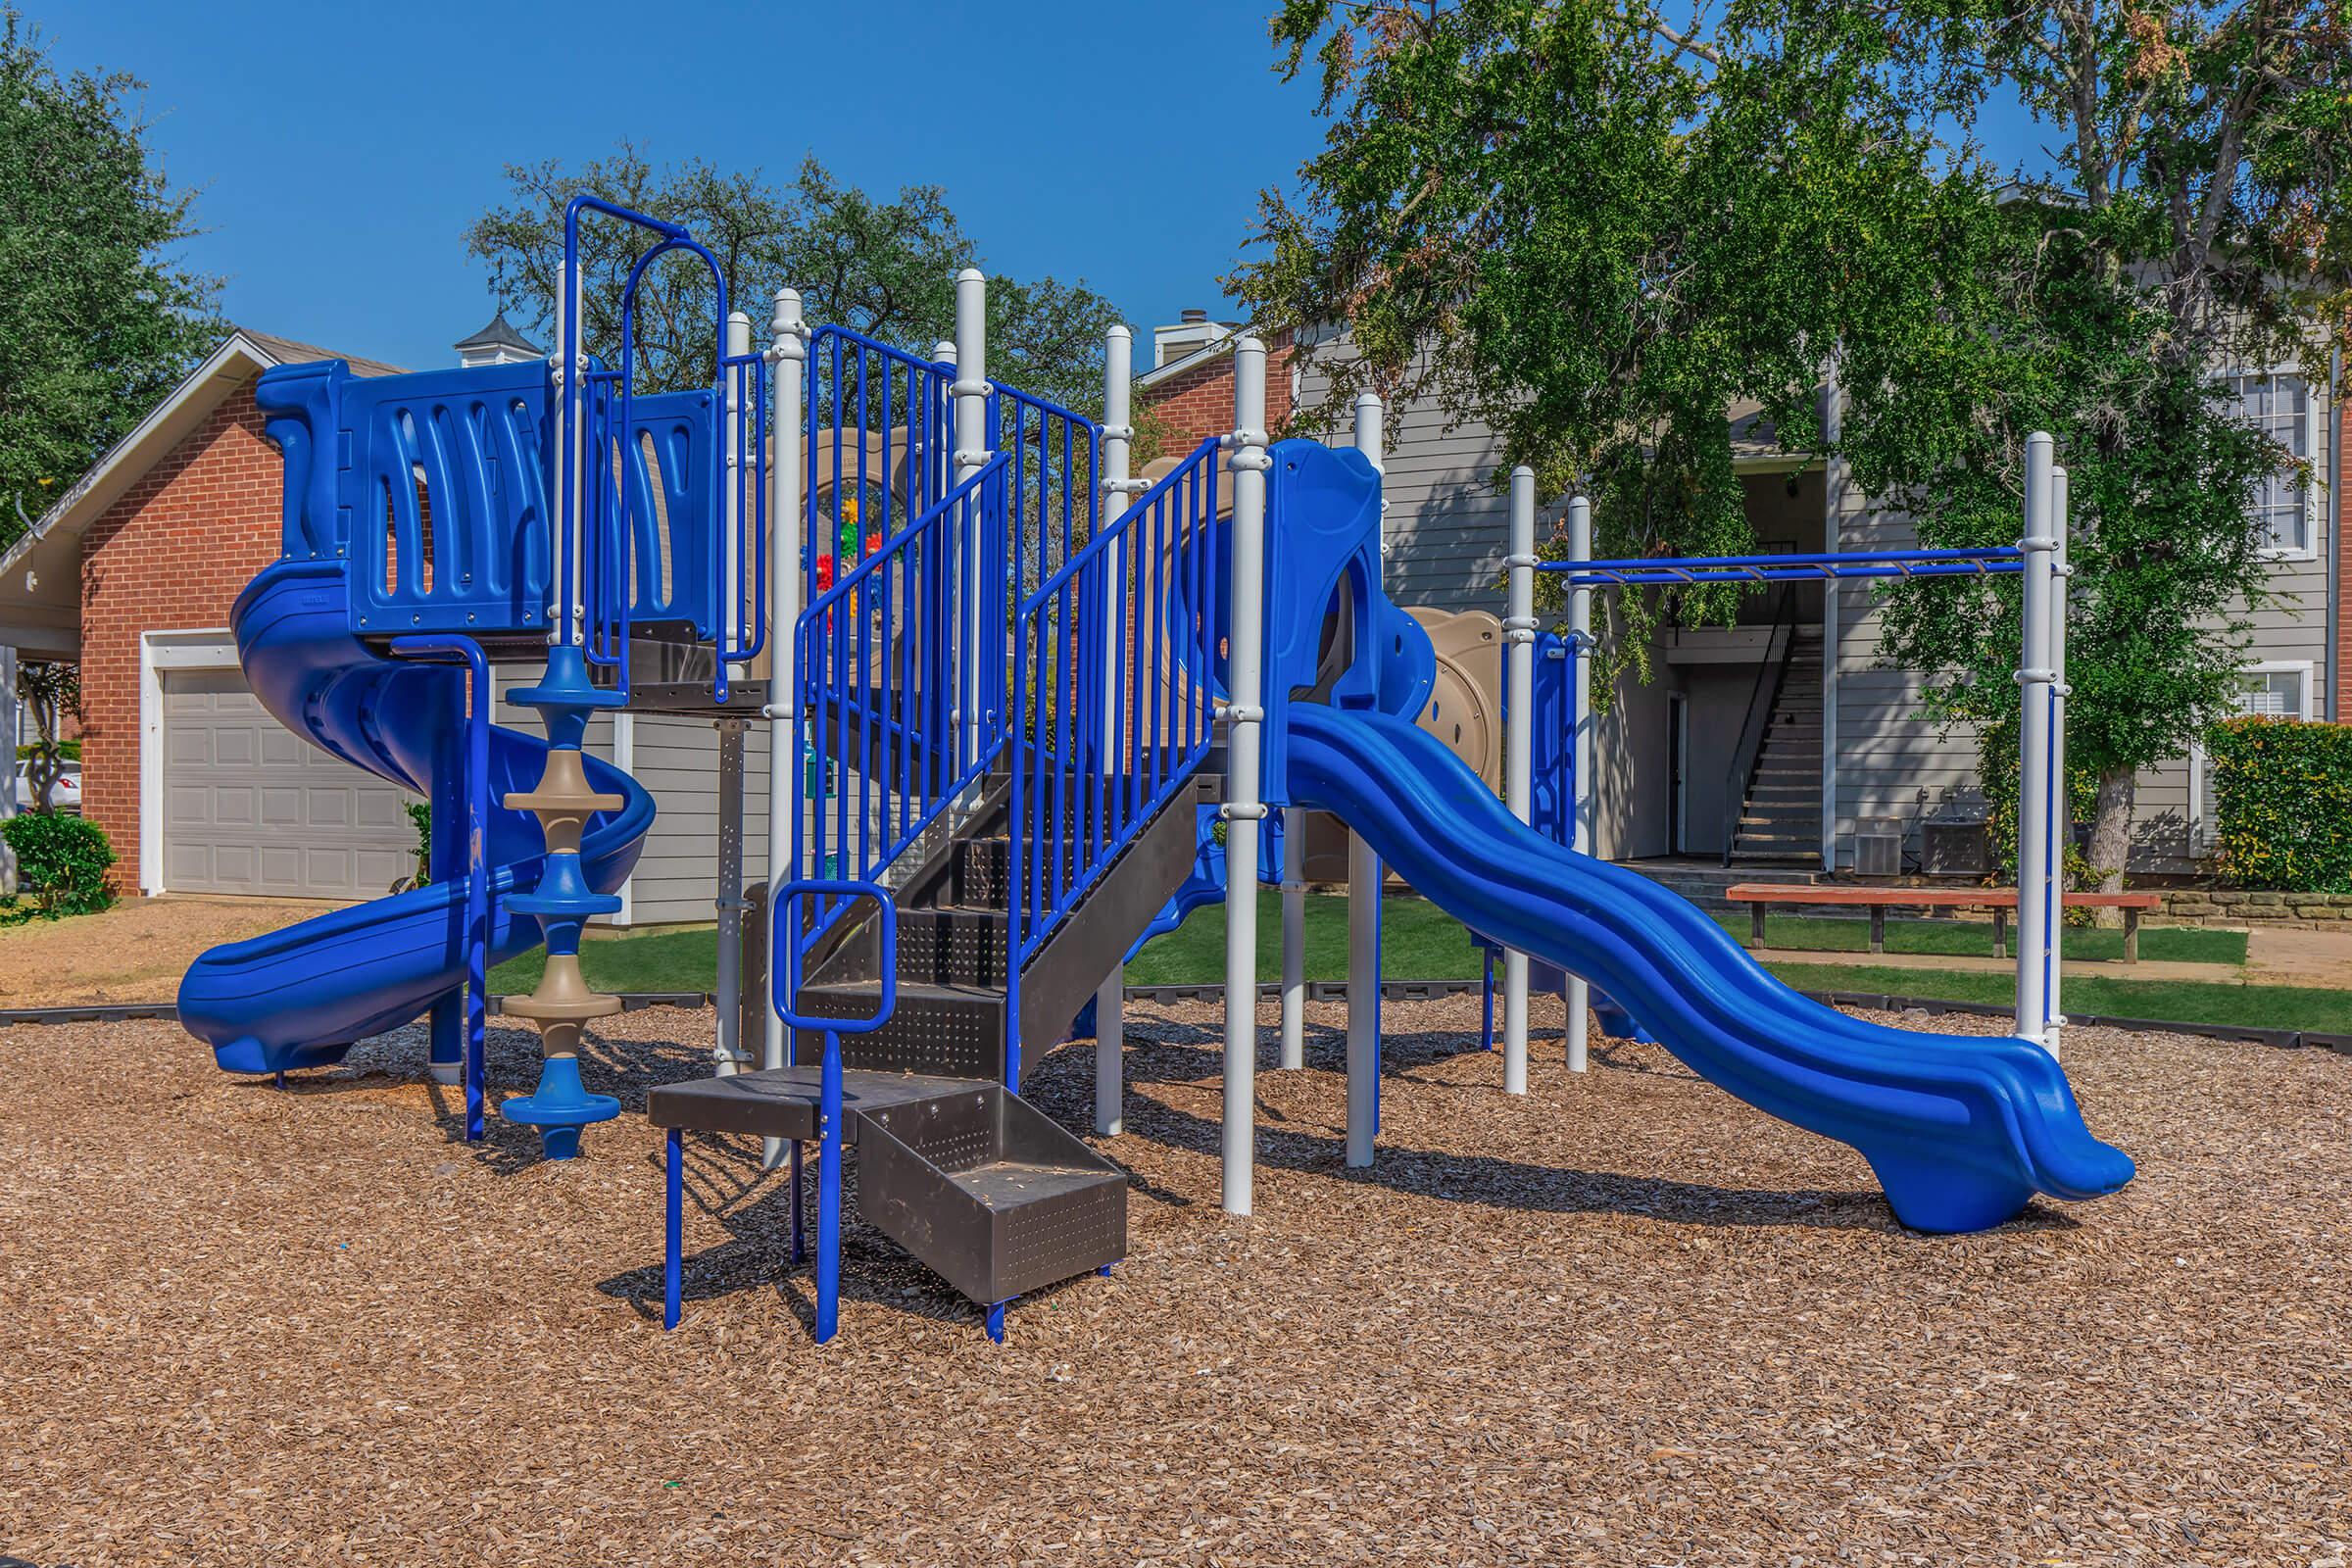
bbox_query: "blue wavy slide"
[1284,701,2133,1232]
[176,560,653,1075]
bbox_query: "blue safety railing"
[793,452,1012,955]
[559,195,758,704]
[346,361,554,636]
[1004,436,1224,1076]
[807,327,956,602]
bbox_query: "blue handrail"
[1548,545,2025,587]
[1004,435,1223,1080]
[793,453,1013,960]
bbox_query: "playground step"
[646,1066,1127,1309]
[897,906,1009,988]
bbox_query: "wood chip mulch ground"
[1,994,2346,1566]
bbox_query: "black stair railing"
[1721,583,1803,867]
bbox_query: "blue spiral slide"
[1284,701,2133,1232]
[176,560,653,1075]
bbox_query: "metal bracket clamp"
[1229,426,1270,449]
[1102,477,1151,496]
[2016,535,2061,553]
[952,448,994,467]
[1228,449,1273,473]
[1221,802,1270,821]
[1101,423,1136,442]
[1503,554,1542,569]
[1224,704,1265,723]
[1502,613,1541,645]
[949,377,992,399]
[2014,666,2059,686]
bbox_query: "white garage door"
[163,667,420,899]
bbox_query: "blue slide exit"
[1284,701,2133,1233]
[176,560,653,1075]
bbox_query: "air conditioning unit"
[1850,816,1904,880]
[1923,819,1990,878]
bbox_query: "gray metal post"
[713,716,749,1075]
[1346,390,1385,1166]
[1502,466,1538,1095]
[1222,339,1272,1216]
[952,270,989,775]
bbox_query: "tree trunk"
[2085,766,2136,923]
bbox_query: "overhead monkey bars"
[1547,545,2026,589]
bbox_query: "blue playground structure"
[177,200,2131,1344]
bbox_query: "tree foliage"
[0,10,220,552]
[1235,0,2348,878]
[464,145,1126,414]
[1843,0,2349,883]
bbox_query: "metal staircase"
[1727,627,1825,864]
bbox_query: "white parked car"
[11,758,80,813]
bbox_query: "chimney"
[1180,307,1208,324]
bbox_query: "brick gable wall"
[78,380,284,891]
[1140,336,1295,458]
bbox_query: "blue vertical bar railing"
[1005,435,1224,1078]
[806,328,956,602]
[792,452,1011,960]
[987,384,1101,739]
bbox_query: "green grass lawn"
[1760,960,2352,1035]
[1714,910,2245,965]
[492,892,2334,1036]
[489,926,720,997]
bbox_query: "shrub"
[1,811,116,917]
[2205,716,2352,893]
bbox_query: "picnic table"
[1723,883,2165,961]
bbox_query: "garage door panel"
[163,667,419,900]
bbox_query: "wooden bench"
[1724,884,2165,961]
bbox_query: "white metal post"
[724,310,753,679]
[1502,466,1538,1096]
[1222,339,1272,1216]
[1564,493,1593,1072]
[952,270,989,773]
[713,717,748,1075]
[761,288,808,1162]
[1279,815,1306,1069]
[1346,390,1385,1167]
[2046,466,2071,1058]
[1095,323,1139,1135]
[0,642,16,896]
[2015,432,2057,1049]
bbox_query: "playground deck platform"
[4,998,2344,1565]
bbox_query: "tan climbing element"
[503,748,624,857]
[1406,608,1505,792]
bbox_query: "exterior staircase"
[1727,627,1825,866]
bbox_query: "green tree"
[464,145,1125,415]
[1840,0,2349,889]
[1234,0,2347,883]
[1233,0,1986,657]
[0,10,219,552]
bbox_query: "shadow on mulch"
[1086,1015,2078,1240]
[589,1131,1101,1337]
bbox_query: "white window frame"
[2222,366,2325,564]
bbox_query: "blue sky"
[42,0,1329,369]
[43,2,2056,373]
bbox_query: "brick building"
[2,331,408,895]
